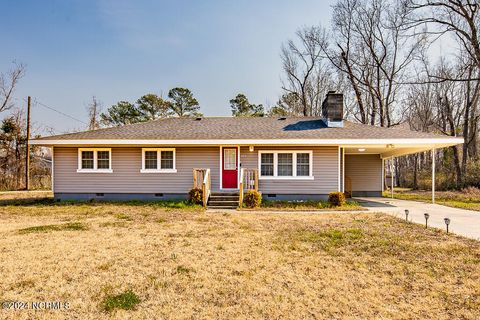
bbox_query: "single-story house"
[31,92,463,208]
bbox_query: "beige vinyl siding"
[344,154,382,192]
[240,146,339,194]
[53,147,219,193]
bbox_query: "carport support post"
[390,158,394,199]
[432,148,436,204]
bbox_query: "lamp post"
[444,218,451,234]
[405,209,409,222]
[424,213,430,228]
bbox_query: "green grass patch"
[275,227,364,254]
[102,289,140,312]
[295,228,363,247]
[176,265,194,274]
[260,200,362,211]
[18,222,88,234]
[115,213,132,220]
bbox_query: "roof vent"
[195,117,202,121]
[278,117,287,121]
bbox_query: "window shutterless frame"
[258,150,313,180]
[140,148,177,173]
[77,148,113,173]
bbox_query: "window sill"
[77,169,113,173]
[259,176,314,180]
[140,169,177,173]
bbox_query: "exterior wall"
[53,146,340,200]
[344,154,382,197]
[240,146,339,195]
[53,147,219,194]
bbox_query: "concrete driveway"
[355,197,480,240]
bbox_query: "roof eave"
[30,137,464,147]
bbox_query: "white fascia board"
[30,137,464,146]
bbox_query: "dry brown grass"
[0,193,479,319]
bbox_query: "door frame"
[219,146,240,190]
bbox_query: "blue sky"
[1,0,335,134]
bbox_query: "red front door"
[222,147,238,189]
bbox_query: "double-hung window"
[77,148,112,173]
[258,151,313,179]
[141,148,176,173]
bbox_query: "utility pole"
[25,96,31,190]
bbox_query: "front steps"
[207,192,239,209]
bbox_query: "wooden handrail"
[193,168,210,207]
[239,168,244,207]
[241,168,258,191]
[202,168,211,208]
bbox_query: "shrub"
[188,188,203,205]
[243,190,262,208]
[328,192,346,207]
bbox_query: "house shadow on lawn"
[354,198,397,208]
[0,197,56,206]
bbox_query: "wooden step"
[209,196,239,201]
[210,192,239,197]
[208,200,239,206]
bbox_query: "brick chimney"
[322,91,344,127]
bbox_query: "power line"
[24,97,88,125]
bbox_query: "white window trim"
[77,148,113,173]
[258,150,313,180]
[140,148,177,173]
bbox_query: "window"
[161,150,174,169]
[141,148,176,173]
[277,153,293,176]
[258,151,313,180]
[223,149,237,170]
[144,151,157,169]
[260,153,274,176]
[77,148,112,173]
[81,151,94,169]
[296,153,310,176]
[97,151,110,169]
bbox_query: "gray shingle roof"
[33,117,458,141]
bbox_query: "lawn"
[383,187,480,212]
[0,193,479,319]
[258,199,363,211]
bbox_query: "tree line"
[273,0,480,190]
[88,90,266,128]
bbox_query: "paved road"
[355,197,480,240]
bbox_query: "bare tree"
[0,62,26,114]
[281,26,338,116]
[324,0,422,126]
[87,96,102,130]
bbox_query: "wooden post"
[432,148,436,204]
[239,168,244,208]
[390,158,394,199]
[193,169,197,188]
[25,96,31,190]
[202,182,206,208]
[254,169,258,191]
